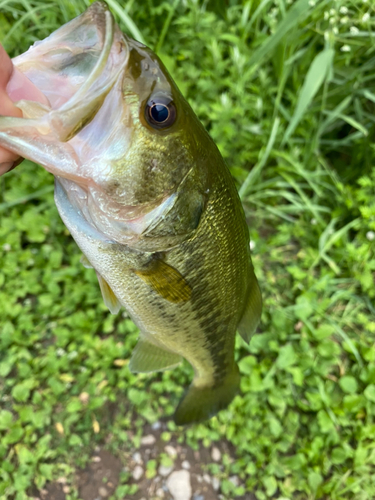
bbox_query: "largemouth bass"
[0,2,262,424]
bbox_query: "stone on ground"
[166,470,192,500]
[132,465,144,481]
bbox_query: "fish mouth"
[0,1,131,188]
[13,1,129,115]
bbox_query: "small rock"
[152,421,162,430]
[203,474,211,484]
[141,434,156,446]
[181,460,190,469]
[132,465,144,481]
[229,475,239,487]
[211,446,221,462]
[158,464,174,477]
[196,475,203,483]
[98,487,108,497]
[62,486,70,494]
[193,496,204,500]
[132,452,143,464]
[212,477,220,491]
[56,477,67,484]
[92,456,101,463]
[165,445,177,457]
[156,488,165,498]
[166,470,192,500]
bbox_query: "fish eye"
[145,95,176,129]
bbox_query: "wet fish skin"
[0,1,262,424]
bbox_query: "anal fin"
[237,269,262,343]
[129,338,182,373]
[96,272,121,315]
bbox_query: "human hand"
[0,44,49,175]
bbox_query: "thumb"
[0,44,49,175]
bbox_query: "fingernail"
[0,162,14,175]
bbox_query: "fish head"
[88,33,210,250]
[1,1,213,250]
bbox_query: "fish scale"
[0,1,262,424]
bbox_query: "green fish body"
[0,2,262,424]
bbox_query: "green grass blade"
[0,185,54,213]
[239,117,280,199]
[318,95,352,136]
[243,0,273,34]
[363,89,375,104]
[283,48,334,144]
[326,317,364,368]
[2,3,54,48]
[320,218,360,255]
[154,0,180,54]
[336,113,368,137]
[247,0,311,70]
[104,0,146,44]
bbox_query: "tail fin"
[174,365,240,425]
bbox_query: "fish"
[0,1,262,425]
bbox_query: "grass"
[0,0,375,499]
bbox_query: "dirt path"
[34,422,257,500]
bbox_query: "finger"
[7,66,50,105]
[0,44,14,88]
[0,44,49,173]
[0,45,23,169]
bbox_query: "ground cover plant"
[0,0,374,499]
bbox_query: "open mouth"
[12,2,129,142]
[0,2,129,186]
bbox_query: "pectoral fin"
[80,254,93,269]
[96,272,121,314]
[134,259,191,303]
[237,270,262,343]
[129,338,182,373]
[80,255,120,313]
